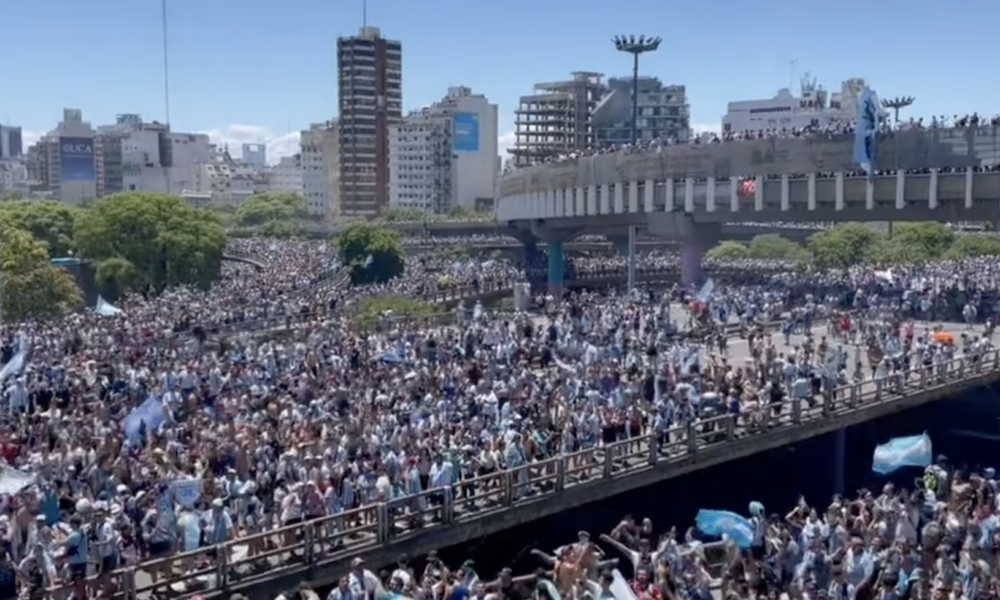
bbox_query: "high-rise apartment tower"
[336,26,402,218]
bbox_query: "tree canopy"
[74,192,227,292]
[707,223,1000,268]
[0,223,81,321]
[0,200,81,257]
[335,222,406,285]
[234,192,308,228]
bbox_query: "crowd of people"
[2,237,1000,599]
[501,112,1000,174]
[323,453,998,600]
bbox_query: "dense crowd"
[501,112,1000,174]
[327,452,998,600]
[3,239,1000,599]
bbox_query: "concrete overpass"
[495,125,1000,289]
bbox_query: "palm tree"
[880,96,915,123]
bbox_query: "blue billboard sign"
[60,137,96,182]
[453,112,480,154]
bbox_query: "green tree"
[74,192,227,291]
[95,257,141,300]
[336,222,406,285]
[943,234,1000,259]
[706,241,751,261]
[874,222,955,264]
[0,200,81,257]
[234,192,308,227]
[806,224,882,269]
[258,220,302,239]
[0,224,82,321]
[746,234,809,261]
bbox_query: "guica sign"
[62,143,93,154]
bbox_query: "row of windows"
[747,106,793,115]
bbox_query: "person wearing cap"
[347,557,379,600]
[94,502,121,596]
[390,554,412,589]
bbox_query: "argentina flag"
[872,433,932,475]
[695,509,755,548]
[853,87,880,178]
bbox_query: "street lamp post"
[613,35,661,293]
[879,96,914,239]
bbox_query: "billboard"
[453,112,480,154]
[60,137,96,182]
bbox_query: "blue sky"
[6,0,997,162]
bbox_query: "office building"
[337,26,402,217]
[388,86,498,214]
[0,125,23,159]
[510,72,604,167]
[722,76,881,134]
[94,114,212,197]
[592,77,690,146]
[242,143,267,166]
[300,121,340,221]
[26,109,98,205]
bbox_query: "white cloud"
[498,131,516,158]
[21,130,42,149]
[199,125,301,165]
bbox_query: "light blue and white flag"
[696,279,716,304]
[95,296,124,317]
[872,433,932,475]
[0,336,28,383]
[695,509,755,548]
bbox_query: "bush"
[707,222,1000,269]
[336,222,406,285]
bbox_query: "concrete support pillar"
[833,428,846,496]
[548,242,565,296]
[895,171,906,210]
[929,168,939,210]
[681,240,704,288]
[965,166,974,209]
[835,172,845,211]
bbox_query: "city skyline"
[7,0,998,164]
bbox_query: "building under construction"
[509,72,605,167]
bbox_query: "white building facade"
[388,86,498,214]
[300,122,339,221]
[266,155,303,195]
[722,77,881,135]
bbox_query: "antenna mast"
[362,0,367,28]
[161,0,171,126]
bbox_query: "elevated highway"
[495,125,1000,289]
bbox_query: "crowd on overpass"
[1,239,1000,599]
[325,453,997,600]
[501,112,1000,173]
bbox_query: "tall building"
[388,86,498,214]
[300,121,340,221]
[722,76,881,134]
[242,143,267,166]
[592,77,690,146]
[510,72,604,167]
[337,26,402,217]
[27,109,98,205]
[0,125,23,158]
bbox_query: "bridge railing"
[75,350,1000,600]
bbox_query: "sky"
[6,0,998,164]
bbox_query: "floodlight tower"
[880,96,915,124]
[612,34,661,292]
[612,35,662,145]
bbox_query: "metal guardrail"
[54,350,1000,600]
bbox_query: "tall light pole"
[612,35,661,293]
[880,96,915,124]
